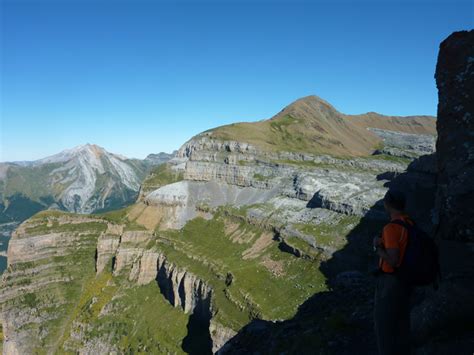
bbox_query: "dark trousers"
[374,273,412,355]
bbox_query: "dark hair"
[384,189,406,211]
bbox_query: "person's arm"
[375,246,399,268]
[374,224,401,268]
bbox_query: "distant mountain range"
[0,144,174,222]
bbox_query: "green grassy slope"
[150,210,327,330]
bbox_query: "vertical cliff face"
[97,226,229,352]
[95,223,122,274]
[435,30,474,242]
[0,214,107,354]
[110,239,213,316]
[407,30,474,352]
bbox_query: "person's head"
[383,189,406,214]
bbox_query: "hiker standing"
[373,190,413,355]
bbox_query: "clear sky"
[1,0,472,162]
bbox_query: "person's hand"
[373,236,382,249]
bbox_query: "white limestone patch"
[145,180,281,228]
[369,127,436,156]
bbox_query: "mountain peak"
[271,95,339,121]
[205,94,380,157]
[71,143,104,153]
[291,95,335,108]
[32,143,110,165]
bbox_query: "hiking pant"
[374,273,412,355]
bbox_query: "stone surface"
[95,223,122,274]
[407,30,474,353]
[369,127,436,157]
[145,180,280,229]
[135,250,160,285]
[210,320,237,354]
[0,216,105,355]
[435,30,474,242]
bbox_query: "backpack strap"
[389,219,412,243]
[390,219,413,229]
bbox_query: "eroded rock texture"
[410,29,474,353]
[435,30,474,242]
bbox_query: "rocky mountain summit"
[0,144,173,222]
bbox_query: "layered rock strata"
[0,216,106,354]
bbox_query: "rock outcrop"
[145,180,280,228]
[144,151,176,165]
[410,29,474,352]
[112,245,213,315]
[0,215,106,355]
[210,320,237,354]
[155,254,213,314]
[435,30,474,242]
[369,128,436,157]
[95,223,123,273]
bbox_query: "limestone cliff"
[0,214,107,354]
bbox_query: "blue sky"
[1,0,472,162]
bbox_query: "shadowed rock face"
[410,30,474,353]
[435,30,474,242]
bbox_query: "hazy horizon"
[1,0,472,162]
